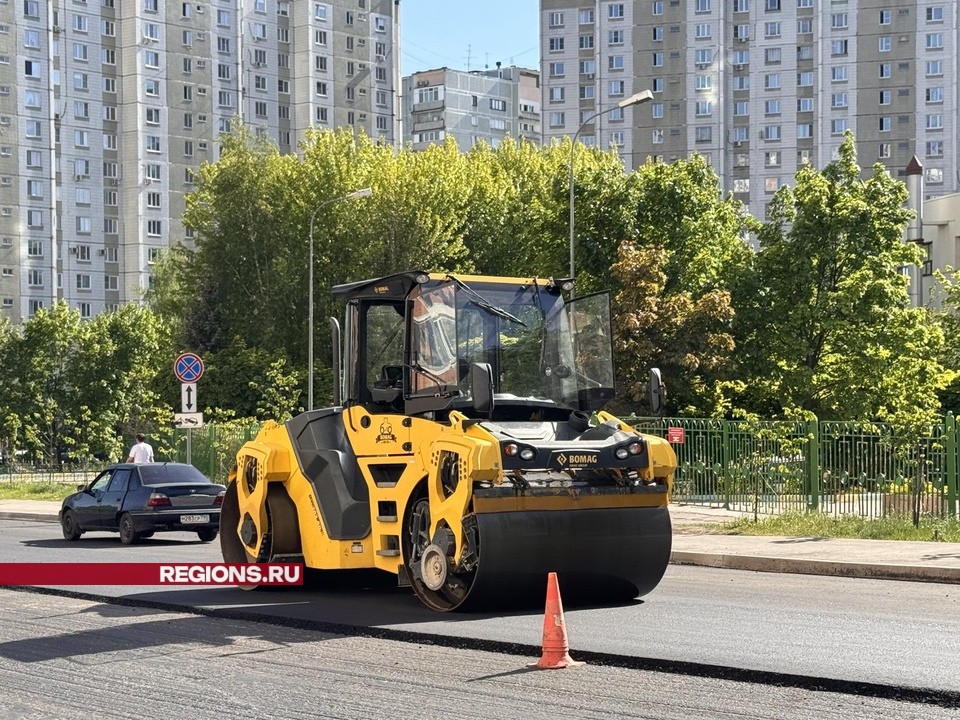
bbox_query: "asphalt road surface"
[0,591,955,720]
[1,518,958,708]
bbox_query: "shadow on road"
[22,536,214,549]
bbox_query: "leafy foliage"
[733,133,946,431]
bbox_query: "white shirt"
[128,441,154,464]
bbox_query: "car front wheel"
[119,513,140,545]
[61,510,82,541]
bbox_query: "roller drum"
[432,506,672,611]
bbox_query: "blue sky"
[400,1,541,74]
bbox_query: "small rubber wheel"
[197,527,218,542]
[119,514,139,545]
[61,510,82,541]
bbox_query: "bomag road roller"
[221,271,677,611]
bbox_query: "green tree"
[734,132,945,426]
[1,303,171,464]
[611,155,749,416]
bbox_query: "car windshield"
[139,464,211,486]
[409,279,615,411]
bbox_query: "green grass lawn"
[722,511,960,543]
[0,482,78,502]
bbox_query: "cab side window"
[362,302,405,408]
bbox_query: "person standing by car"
[126,434,154,464]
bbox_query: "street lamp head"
[345,187,373,200]
[618,89,654,109]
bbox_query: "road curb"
[0,511,58,523]
[671,550,960,584]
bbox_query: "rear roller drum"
[402,496,477,612]
[219,481,301,585]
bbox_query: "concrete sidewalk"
[3,499,959,584]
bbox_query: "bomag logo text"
[556,453,598,466]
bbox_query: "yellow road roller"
[221,272,677,611]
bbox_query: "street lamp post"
[308,187,373,411]
[568,89,653,295]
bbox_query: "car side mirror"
[77,483,86,492]
[470,362,495,416]
[648,367,666,416]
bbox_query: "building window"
[878,63,891,79]
[549,112,565,128]
[878,143,891,159]
[609,3,624,19]
[926,140,943,157]
[548,37,564,52]
[831,119,848,135]
[926,87,943,103]
[831,92,847,108]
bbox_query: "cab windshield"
[409,279,615,412]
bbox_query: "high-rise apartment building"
[402,64,541,150]
[540,1,957,224]
[0,0,401,323]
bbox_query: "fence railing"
[0,422,261,486]
[630,415,959,519]
[5,415,960,521]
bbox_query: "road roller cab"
[221,272,677,611]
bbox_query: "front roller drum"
[404,503,672,612]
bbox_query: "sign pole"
[174,353,205,466]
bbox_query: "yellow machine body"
[221,272,677,611]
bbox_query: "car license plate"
[180,514,209,524]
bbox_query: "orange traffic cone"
[528,572,584,669]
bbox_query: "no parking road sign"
[174,352,204,383]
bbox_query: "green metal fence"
[0,422,261,486]
[632,415,959,519]
[165,422,261,482]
